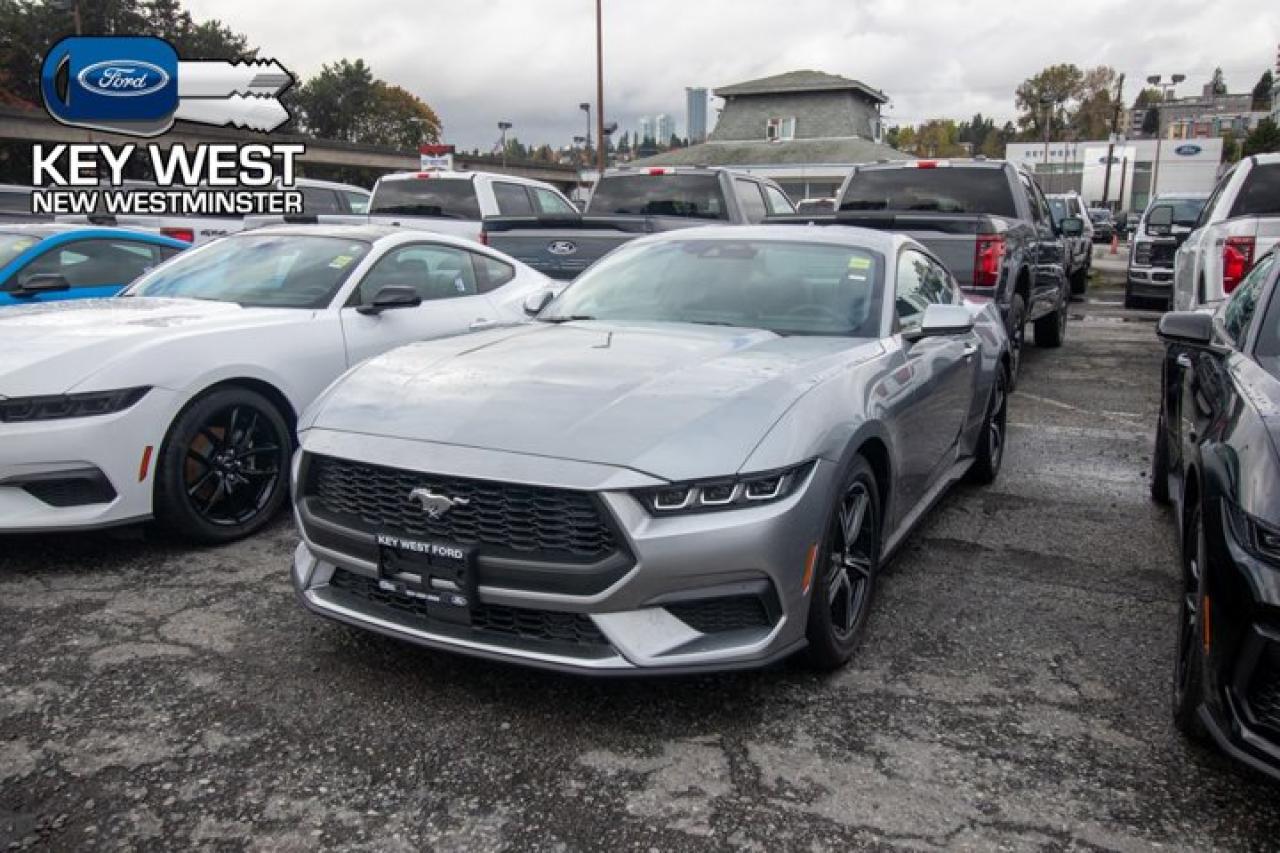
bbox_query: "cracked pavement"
[4,262,1280,850]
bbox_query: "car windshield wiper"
[539,314,597,323]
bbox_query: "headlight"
[0,387,150,423]
[1225,501,1280,564]
[1133,241,1152,265]
[635,461,814,516]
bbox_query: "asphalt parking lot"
[4,251,1280,851]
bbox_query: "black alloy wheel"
[1006,294,1027,390]
[1173,503,1210,741]
[1035,294,1067,348]
[966,368,1008,485]
[155,386,291,543]
[805,457,881,670]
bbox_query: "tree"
[1253,70,1275,112]
[1243,118,1280,157]
[362,84,441,149]
[1071,66,1119,139]
[1210,67,1228,96]
[291,59,441,149]
[1221,130,1241,164]
[1142,106,1160,137]
[1133,88,1163,109]
[1014,64,1083,139]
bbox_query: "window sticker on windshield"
[848,256,871,270]
[11,238,37,253]
[329,254,355,269]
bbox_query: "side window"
[301,186,342,214]
[343,191,370,214]
[763,184,795,215]
[493,182,535,216]
[734,179,768,223]
[1198,169,1232,227]
[896,249,951,331]
[1221,253,1276,345]
[530,187,576,215]
[14,239,163,289]
[1018,175,1042,223]
[473,252,516,293]
[352,244,479,305]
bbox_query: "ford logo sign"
[548,240,578,256]
[77,60,169,98]
[1175,144,1202,156]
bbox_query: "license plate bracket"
[375,534,475,626]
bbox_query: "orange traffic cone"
[1110,233,1119,255]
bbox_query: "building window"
[766,117,796,142]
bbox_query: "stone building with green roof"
[632,70,910,201]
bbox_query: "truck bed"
[483,214,708,280]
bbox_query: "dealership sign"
[420,144,456,171]
[1175,144,1203,156]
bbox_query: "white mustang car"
[0,225,554,542]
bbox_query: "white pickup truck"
[1173,154,1280,310]
[56,177,370,246]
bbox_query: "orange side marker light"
[801,543,819,594]
[138,445,154,482]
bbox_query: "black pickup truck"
[768,159,1080,387]
[481,167,796,279]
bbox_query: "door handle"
[1176,353,1193,369]
[469,318,499,331]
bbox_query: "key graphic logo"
[41,36,293,137]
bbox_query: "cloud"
[185,0,1279,149]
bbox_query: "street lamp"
[1146,73,1185,203]
[579,102,592,156]
[1039,95,1056,190]
[497,121,513,168]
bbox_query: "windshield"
[1047,197,1073,223]
[587,174,729,219]
[1088,209,1111,223]
[122,235,370,308]
[542,238,884,337]
[369,179,481,219]
[1147,198,1207,226]
[0,232,43,266]
[839,168,1016,217]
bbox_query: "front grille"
[1150,243,1176,266]
[1246,651,1280,733]
[19,473,117,507]
[327,568,610,649]
[666,595,773,634]
[306,454,617,562]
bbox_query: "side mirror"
[908,303,975,340]
[13,273,70,297]
[1060,216,1084,237]
[356,285,421,316]
[1146,204,1174,237]
[1157,311,1214,348]
[523,290,554,316]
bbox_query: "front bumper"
[1127,265,1174,301]
[291,430,834,674]
[0,388,177,532]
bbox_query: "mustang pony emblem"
[408,488,470,519]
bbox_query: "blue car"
[0,224,188,307]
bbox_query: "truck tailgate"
[483,215,665,280]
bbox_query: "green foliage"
[1242,119,1280,156]
[1253,70,1275,112]
[1210,67,1227,96]
[1142,106,1160,136]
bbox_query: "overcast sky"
[185,0,1279,151]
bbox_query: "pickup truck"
[245,170,578,244]
[1126,192,1209,309]
[57,177,369,245]
[1172,154,1280,310]
[480,167,796,279]
[768,159,1078,388]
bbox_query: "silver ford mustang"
[289,225,1011,674]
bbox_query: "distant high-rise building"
[638,116,655,142]
[686,88,708,142]
[655,113,675,143]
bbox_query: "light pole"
[1040,95,1055,190]
[1146,73,1185,203]
[497,121,513,168]
[594,0,606,176]
[579,102,592,157]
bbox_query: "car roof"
[628,224,901,254]
[234,224,407,242]
[293,177,369,194]
[376,169,558,190]
[0,223,184,244]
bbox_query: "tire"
[965,366,1008,485]
[1034,295,1067,348]
[1005,294,1026,391]
[1151,410,1171,505]
[154,386,292,544]
[1124,288,1140,310]
[1173,502,1210,742]
[1070,265,1088,296]
[804,456,881,670]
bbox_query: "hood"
[0,298,302,396]
[308,321,880,481]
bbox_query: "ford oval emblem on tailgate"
[548,240,578,256]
